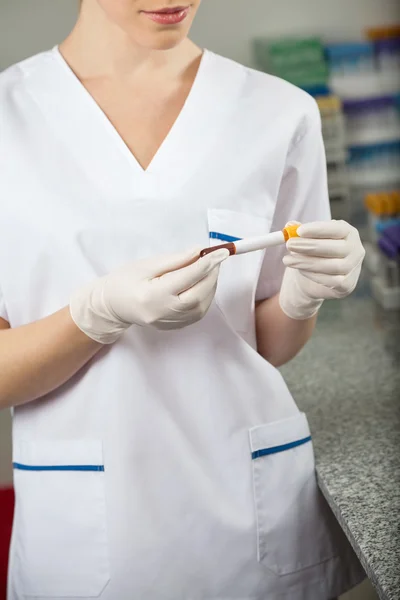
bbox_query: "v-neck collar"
[52,45,209,177]
[24,47,248,200]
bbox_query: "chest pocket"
[207,209,271,333]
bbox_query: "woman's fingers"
[297,220,352,239]
[287,237,349,258]
[283,252,356,275]
[285,221,365,272]
[162,249,229,296]
[147,247,203,278]
[178,268,219,309]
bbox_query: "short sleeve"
[256,102,331,301]
[0,90,8,323]
[0,287,9,322]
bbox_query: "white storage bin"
[371,277,400,310]
[343,96,400,146]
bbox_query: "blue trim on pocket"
[13,463,105,472]
[209,232,242,243]
[251,436,312,460]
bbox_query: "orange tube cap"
[283,224,300,242]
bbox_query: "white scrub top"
[1,48,364,600]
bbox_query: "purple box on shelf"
[375,38,400,70]
[343,96,399,113]
[378,224,400,259]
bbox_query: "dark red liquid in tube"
[200,243,236,258]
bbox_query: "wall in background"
[0,0,399,70]
[0,0,78,69]
[191,0,400,66]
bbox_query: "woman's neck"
[59,3,201,82]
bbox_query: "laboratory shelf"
[347,126,400,147]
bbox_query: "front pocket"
[13,439,110,597]
[208,209,271,333]
[249,413,337,575]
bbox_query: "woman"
[1,1,366,599]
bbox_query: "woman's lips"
[141,6,190,25]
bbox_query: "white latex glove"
[70,247,229,344]
[279,220,366,320]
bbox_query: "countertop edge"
[317,470,388,600]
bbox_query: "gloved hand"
[279,220,366,320]
[70,247,229,344]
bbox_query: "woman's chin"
[129,25,191,52]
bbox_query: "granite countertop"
[280,277,400,600]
